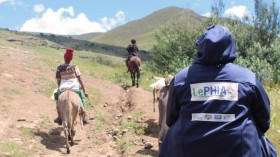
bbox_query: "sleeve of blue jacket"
[252,79,271,134]
[166,78,178,127]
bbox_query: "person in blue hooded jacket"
[158,25,277,157]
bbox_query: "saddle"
[129,56,141,64]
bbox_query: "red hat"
[64,48,74,61]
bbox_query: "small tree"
[254,0,280,46]
[211,0,225,17]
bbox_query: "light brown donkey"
[57,90,85,154]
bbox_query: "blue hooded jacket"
[158,25,277,157]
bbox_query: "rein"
[87,97,97,113]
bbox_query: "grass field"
[266,86,280,154]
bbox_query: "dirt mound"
[0,46,160,156]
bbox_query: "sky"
[0,0,278,35]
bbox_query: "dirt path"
[0,46,160,157]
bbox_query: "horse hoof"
[67,148,70,154]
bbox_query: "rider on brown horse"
[126,39,140,72]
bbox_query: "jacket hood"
[194,25,236,64]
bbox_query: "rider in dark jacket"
[127,39,139,56]
[158,25,277,157]
[126,39,139,71]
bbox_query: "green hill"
[81,6,203,51]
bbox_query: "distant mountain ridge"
[73,6,203,51]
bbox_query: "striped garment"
[56,64,81,92]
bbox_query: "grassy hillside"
[88,6,203,51]
[37,33,151,61]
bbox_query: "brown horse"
[128,56,141,87]
[57,90,84,154]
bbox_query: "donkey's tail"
[79,107,84,130]
[67,91,73,136]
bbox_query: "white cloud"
[19,7,126,35]
[224,5,251,19]
[33,4,45,13]
[101,10,125,30]
[202,12,212,17]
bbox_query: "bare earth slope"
[0,46,159,157]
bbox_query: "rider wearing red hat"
[54,48,89,125]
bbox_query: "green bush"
[235,56,273,82]
[150,21,201,75]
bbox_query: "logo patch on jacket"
[192,113,235,122]
[190,82,238,101]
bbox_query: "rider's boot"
[54,109,62,125]
[80,107,89,125]
[126,60,130,72]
